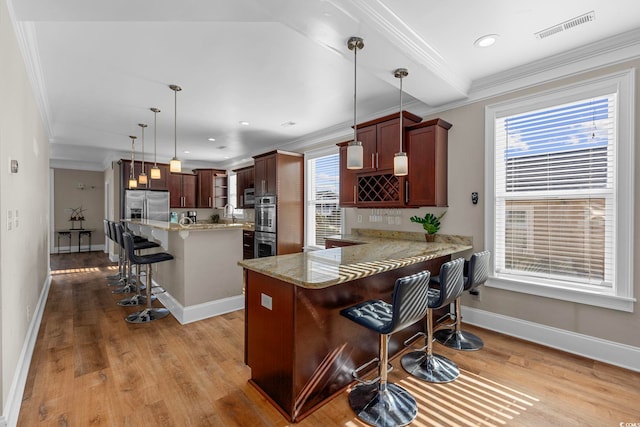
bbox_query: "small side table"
[57,231,72,254]
[79,230,93,252]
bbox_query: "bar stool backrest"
[113,222,124,248]
[103,219,111,240]
[430,258,465,309]
[121,232,140,265]
[466,251,490,292]
[388,270,431,335]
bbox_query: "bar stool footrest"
[125,308,170,324]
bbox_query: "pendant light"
[138,123,148,185]
[149,107,161,179]
[128,135,138,189]
[169,84,182,173]
[393,68,409,176]
[346,36,364,169]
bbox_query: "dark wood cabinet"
[195,169,227,208]
[233,166,255,208]
[252,150,304,255]
[254,154,277,196]
[337,113,451,208]
[356,111,421,172]
[243,229,255,259]
[405,119,452,207]
[168,172,197,208]
[121,160,169,191]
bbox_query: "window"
[227,173,244,219]
[485,70,635,311]
[305,149,342,249]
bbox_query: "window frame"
[484,69,635,312]
[304,146,343,251]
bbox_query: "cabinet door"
[339,145,357,206]
[357,125,377,172]
[197,169,213,208]
[148,164,169,190]
[406,125,447,206]
[377,117,401,171]
[182,174,197,208]
[265,155,277,195]
[254,157,266,196]
[168,173,183,207]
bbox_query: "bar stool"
[340,270,431,427]
[401,258,464,383]
[434,251,490,351]
[104,220,122,281]
[122,232,174,323]
[113,223,160,306]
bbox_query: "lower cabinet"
[243,230,255,259]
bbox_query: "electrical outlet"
[7,209,12,231]
[14,209,19,228]
[357,215,362,223]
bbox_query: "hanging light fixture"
[347,36,364,169]
[138,123,148,185]
[128,135,138,189]
[393,68,409,176]
[149,107,162,179]
[169,84,182,173]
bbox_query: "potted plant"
[410,211,446,242]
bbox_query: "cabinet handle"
[371,153,375,169]
[262,180,266,195]
[353,185,357,204]
[405,181,409,205]
[209,196,212,208]
[240,195,244,207]
[376,152,379,169]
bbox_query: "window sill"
[486,276,635,312]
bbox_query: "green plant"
[409,211,447,235]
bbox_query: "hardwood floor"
[19,251,640,426]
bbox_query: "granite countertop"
[238,229,472,289]
[125,218,254,232]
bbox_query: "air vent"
[535,11,595,40]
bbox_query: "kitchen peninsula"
[238,229,472,422]
[125,219,249,324]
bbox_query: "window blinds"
[494,95,616,287]
[308,153,341,247]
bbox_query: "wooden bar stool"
[340,270,431,427]
[401,258,465,383]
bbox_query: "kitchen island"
[125,219,250,324]
[238,229,472,422]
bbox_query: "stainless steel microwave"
[243,188,255,207]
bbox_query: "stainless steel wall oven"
[254,195,277,257]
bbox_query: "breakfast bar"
[238,230,472,422]
[125,219,250,324]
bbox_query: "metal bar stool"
[434,251,490,351]
[104,219,122,281]
[401,257,465,383]
[122,232,174,323]
[340,270,431,427]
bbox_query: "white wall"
[0,0,51,422]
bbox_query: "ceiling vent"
[535,11,595,40]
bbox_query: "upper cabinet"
[233,166,255,208]
[357,111,421,172]
[195,169,227,208]
[168,172,197,208]
[254,153,278,196]
[405,119,452,207]
[121,160,169,191]
[338,113,452,208]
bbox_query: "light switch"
[14,209,19,228]
[7,210,12,231]
[261,293,273,310]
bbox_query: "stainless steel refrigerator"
[124,190,170,221]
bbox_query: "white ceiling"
[8,0,640,171]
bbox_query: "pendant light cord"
[174,88,178,158]
[399,75,403,152]
[353,42,357,143]
[140,125,145,173]
[153,109,158,166]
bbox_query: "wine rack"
[357,173,401,205]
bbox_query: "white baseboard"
[50,244,105,254]
[156,291,244,325]
[462,306,640,372]
[2,273,52,427]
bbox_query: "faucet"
[223,203,236,223]
[178,216,193,226]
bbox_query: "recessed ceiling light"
[474,34,499,48]
[224,156,230,159]
[239,121,250,126]
[183,150,190,154]
[208,138,216,142]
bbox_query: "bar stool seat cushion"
[133,240,161,251]
[135,252,174,265]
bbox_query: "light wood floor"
[18,251,640,426]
